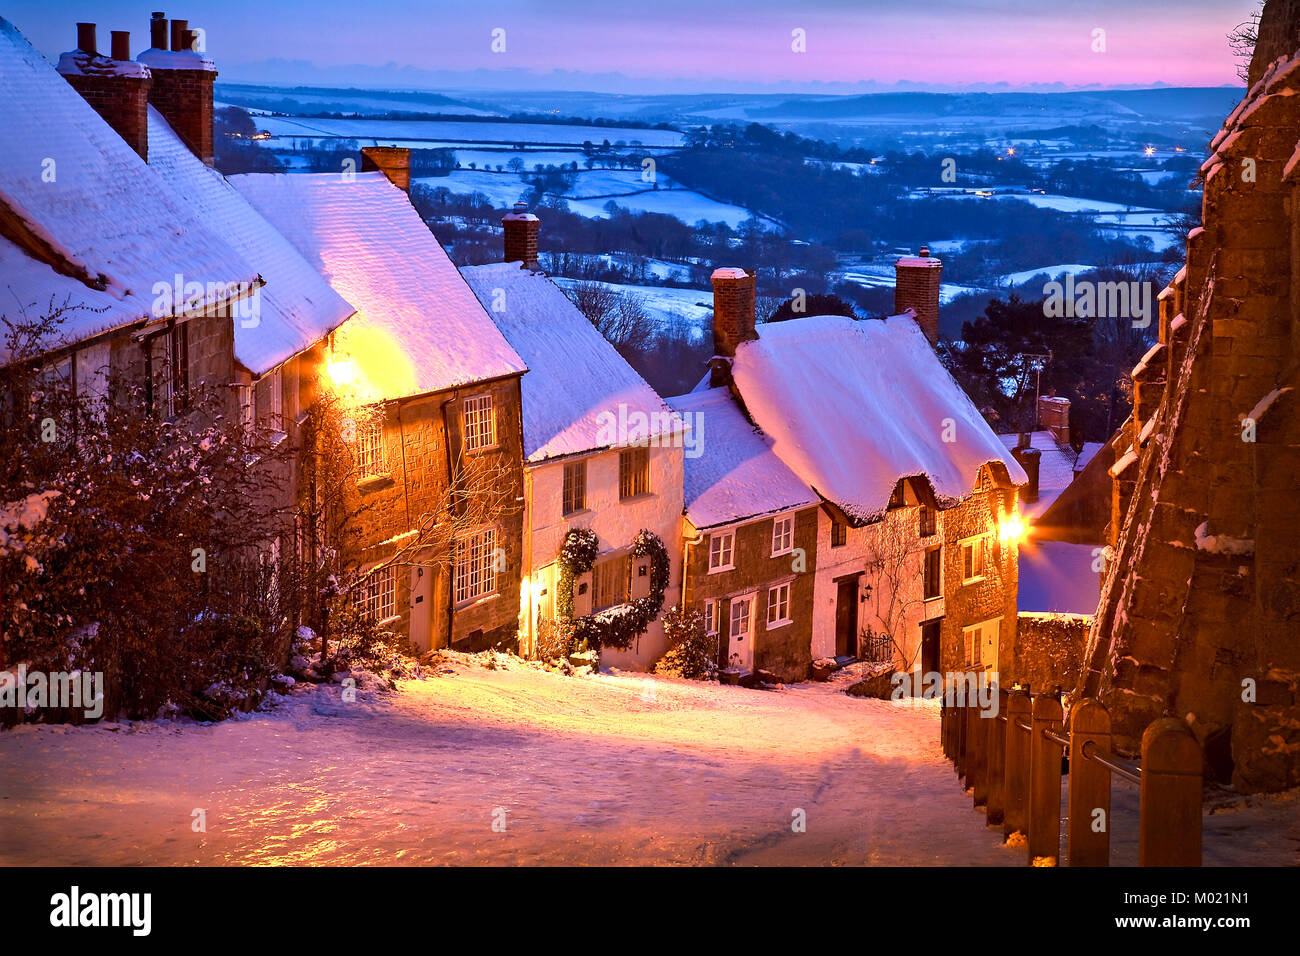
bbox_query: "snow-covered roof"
[997,430,1104,522]
[0,18,255,361]
[147,110,354,375]
[730,314,1027,522]
[666,387,818,530]
[460,262,679,462]
[232,172,526,401]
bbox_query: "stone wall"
[1080,0,1300,792]
[1011,612,1090,693]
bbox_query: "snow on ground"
[252,116,686,147]
[551,278,714,340]
[1,655,1295,866]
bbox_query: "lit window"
[562,460,586,515]
[767,582,791,627]
[708,531,735,572]
[963,618,1000,668]
[355,418,386,477]
[960,534,988,584]
[592,554,630,611]
[619,446,650,499]
[771,515,794,556]
[359,564,397,623]
[455,528,498,604]
[463,394,496,452]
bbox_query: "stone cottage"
[689,265,1027,681]
[460,210,686,669]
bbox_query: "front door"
[835,578,859,658]
[409,565,432,652]
[728,594,755,672]
[921,618,941,676]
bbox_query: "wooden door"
[835,578,858,658]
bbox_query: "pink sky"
[8,0,1261,90]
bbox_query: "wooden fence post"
[1067,699,1111,867]
[986,685,1008,827]
[1027,693,1064,865]
[941,699,950,759]
[1003,689,1032,840]
[955,675,969,782]
[967,678,987,805]
[1139,718,1202,867]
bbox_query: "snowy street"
[2,657,1296,866]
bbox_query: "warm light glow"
[1144,146,1156,156]
[1005,147,1015,156]
[1000,512,1026,545]
[326,356,356,386]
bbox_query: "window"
[462,394,496,452]
[455,528,497,604]
[619,446,650,498]
[562,460,586,515]
[830,519,847,548]
[923,546,942,600]
[238,384,254,437]
[771,515,794,556]
[767,582,791,627]
[963,618,1001,668]
[730,596,752,641]
[359,564,397,623]
[708,530,735,572]
[961,535,988,583]
[919,504,936,537]
[262,367,283,430]
[592,554,630,611]
[703,599,719,635]
[145,324,187,418]
[888,481,905,509]
[355,418,386,477]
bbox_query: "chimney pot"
[76,22,97,55]
[711,267,757,357]
[170,18,188,52]
[150,12,168,50]
[919,246,930,257]
[181,29,197,52]
[111,31,131,61]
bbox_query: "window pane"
[463,394,495,451]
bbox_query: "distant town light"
[1144,146,1156,156]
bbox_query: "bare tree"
[564,281,657,349]
[860,508,930,671]
[1229,2,1264,83]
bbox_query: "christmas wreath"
[555,527,669,650]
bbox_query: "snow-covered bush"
[654,605,717,681]
[536,616,576,661]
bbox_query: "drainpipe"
[680,525,703,609]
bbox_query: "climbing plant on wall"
[555,527,670,651]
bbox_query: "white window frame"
[359,563,398,624]
[960,533,989,584]
[963,618,1001,669]
[455,527,498,605]
[238,383,255,437]
[766,581,792,629]
[355,417,386,478]
[462,393,496,453]
[263,367,283,429]
[771,515,794,556]
[703,598,718,636]
[708,530,735,573]
[562,459,586,515]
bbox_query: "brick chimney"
[137,12,216,166]
[1038,394,1070,443]
[711,267,757,358]
[57,23,153,160]
[502,202,540,267]
[361,146,411,193]
[894,247,943,346]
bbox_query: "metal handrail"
[1082,740,1141,787]
[1043,728,1069,749]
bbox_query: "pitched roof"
[730,314,1027,522]
[0,18,255,361]
[666,387,818,530]
[146,109,354,376]
[231,172,525,401]
[997,430,1104,522]
[460,262,679,462]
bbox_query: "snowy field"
[2,655,1295,866]
[252,115,685,147]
